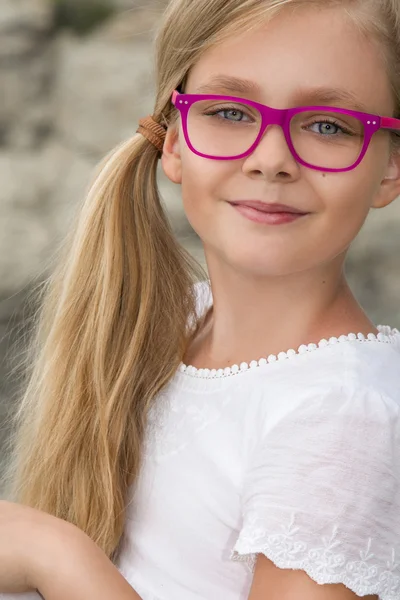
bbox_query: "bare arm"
[32,521,142,600]
[248,554,378,600]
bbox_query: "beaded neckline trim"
[178,325,399,379]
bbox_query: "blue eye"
[307,119,353,136]
[203,106,254,123]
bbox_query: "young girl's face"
[162,5,400,277]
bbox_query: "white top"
[2,279,400,600]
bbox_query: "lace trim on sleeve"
[230,512,400,600]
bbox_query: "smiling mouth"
[229,202,310,225]
[228,201,308,215]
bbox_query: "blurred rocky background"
[1,0,400,496]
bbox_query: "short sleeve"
[231,385,400,600]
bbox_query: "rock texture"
[1,0,400,496]
[0,0,199,299]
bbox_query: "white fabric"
[2,279,400,600]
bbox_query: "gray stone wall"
[1,0,400,496]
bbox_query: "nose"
[241,122,300,180]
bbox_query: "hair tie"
[136,116,167,153]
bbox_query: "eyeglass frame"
[171,89,400,173]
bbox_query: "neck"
[184,254,376,370]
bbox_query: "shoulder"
[338,326,400,402]
[250,368,400,460]
[241,326,400,420]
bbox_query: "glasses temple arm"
[381,116,400,136]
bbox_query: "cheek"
[180,151,228,231]
[310,167,381,250]
[318,148,384,217]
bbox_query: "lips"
[229,200,307,214]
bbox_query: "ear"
[372,147,400,209]
[161,123,182,184]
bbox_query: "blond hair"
[2,0,400,565]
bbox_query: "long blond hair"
[3,0,400,565]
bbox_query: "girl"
[1,0,400,598]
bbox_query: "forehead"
[186,5,394,115]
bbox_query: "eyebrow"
[194,75,372,114]
[195,75,261,96]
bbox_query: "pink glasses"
[171,89,400,173]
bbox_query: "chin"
[225,253,298,278]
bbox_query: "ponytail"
[2,130,207,563]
